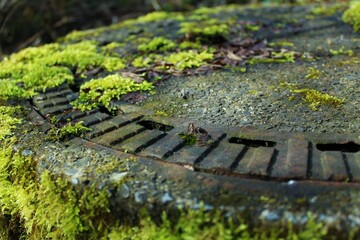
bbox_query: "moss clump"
[179,19,229,40]
[163,50,213,71]
[268,41,294,47]
[342,1,360,32]
[132,55,159,68]
[249,51,296,64]
[72,74,154,111]
[179,41,202,50]
[125,11,184,25]
[0,41,125,100]
[0,141,113,239]
[311,3,346,16]
[132,56,154,68]
[108,208,329,240]
[329,46,354,56]
[244,24,261,32]
[305,67,323,80]
[0,106,22,141]
[179,133,197,145]
[138,37,176,52]
[280,83,344,110]
[48,121,91,141]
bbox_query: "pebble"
[119,184,130,199]
[161,192,174,204]
[134,191,148,204]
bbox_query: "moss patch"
[305,67,323,80]
[0,106,23,141]
[47,121,91,141]
[179,133,197,145]
[71,74,154,111]
[249,51,296,64]
[0,142,115,239]
[342,1,360,32]
[163,50,213,71]
[108,209,329,240]
[138,37,176,52]
[280,83,344,110]
[311,3,347,17]
[0,41,125,100]
[179,18,229,41]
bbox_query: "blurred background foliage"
[0,0,348,55]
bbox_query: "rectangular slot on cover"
[137,120,174,132]
[229,137,276,148]
[316,142,359,153]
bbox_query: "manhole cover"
[32,84,359,182]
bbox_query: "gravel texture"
[140,25,360,133]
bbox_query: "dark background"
[0,0,340,56]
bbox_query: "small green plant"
[0,41,125,100]
[0,106,22,141]
[138,37,176,52]
[179,132,197,145]
[0,141,114,239]
[279,83,344,110]
[72,74,154,111]
[244,24,260,31]
[329,46,354,56]
[179,41,202,50]
[311,3,346,16]
[48,121,91,141]
[163,50,213,71]
[249,51,295,64]
[179,18,229,40]
[268,41,294,47]
[342,1,360,32]
[228,66,247,73]
[305,67,323,80]
[132,56,153,68]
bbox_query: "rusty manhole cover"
[32,82,359,182]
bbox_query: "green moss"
[179,133,197,145]
[132,56,153,68]
[163,50,213,71]
[249,51,295,64]
[102,42,125,52]
[0,41,125,100]
[72,74,154,111]
[155,110,169,117]
[268,41,294,47]
[0,106,22,141]
[343,2,360,32]
[179,19,229,40]
[305,67,323,80]
[311,3,346,16]
[126,11,185,25]
[0,141,114,239]
[244,24,261,31]
[108,207,329,240]
[280,83,344,110]
[192,5,241,16]
[228,66,247,73]
[329,46,354,56]
[138,37,176,52]
[58,28,105,43]
[179,41,202,50]
[47,121,91,141]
